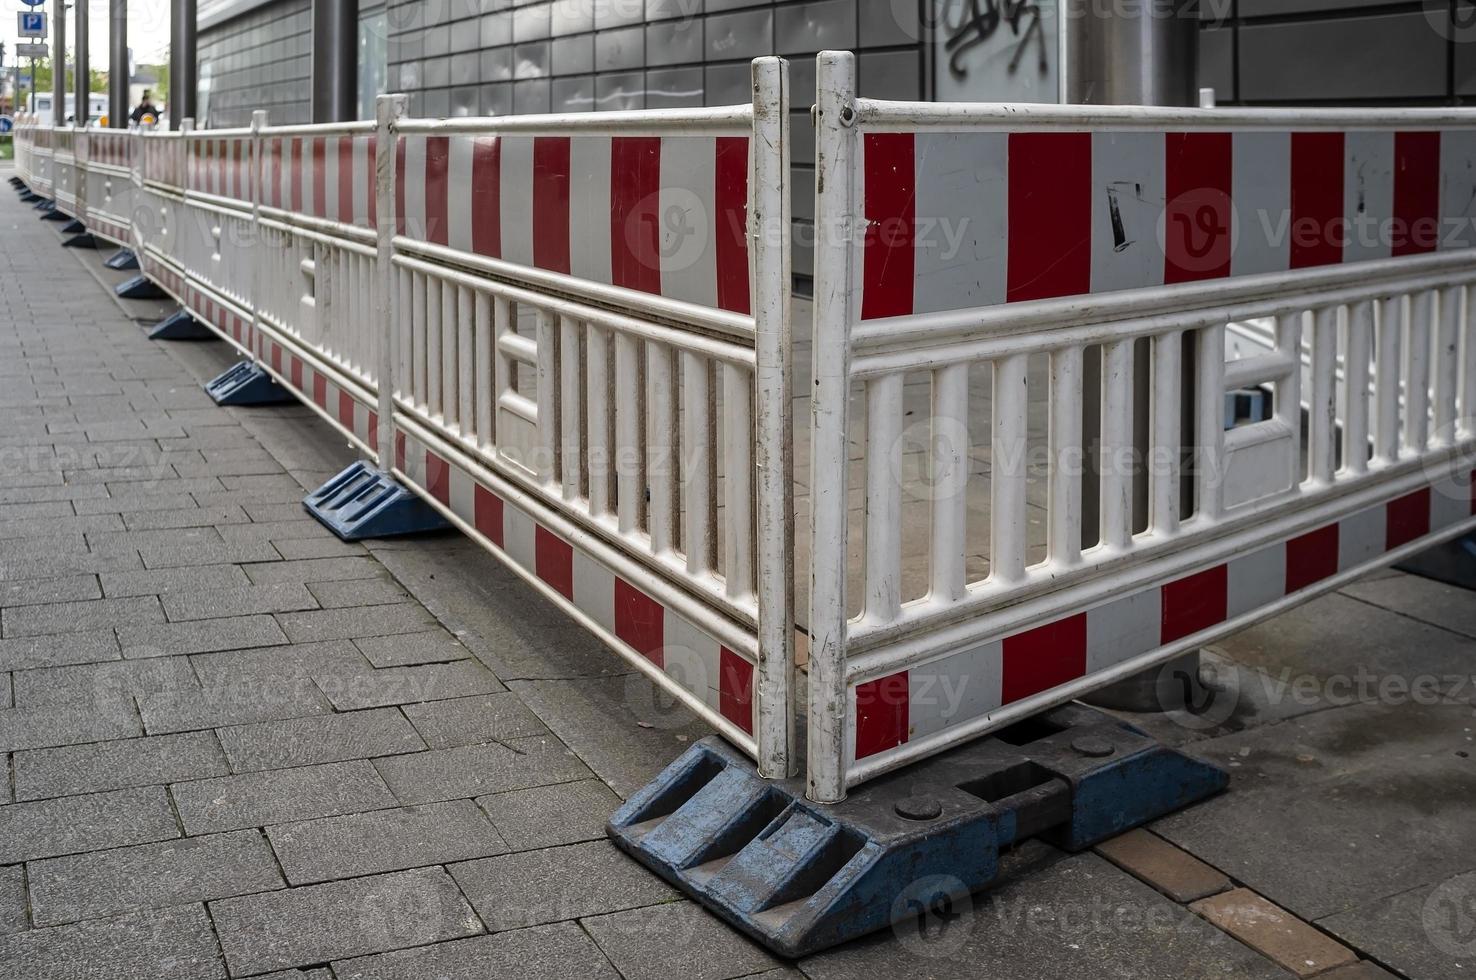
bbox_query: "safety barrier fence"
[16,51,1476,804]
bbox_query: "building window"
[359,9,388,120]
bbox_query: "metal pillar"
[51,0,66,126]
[110,0,127,127]
[1065,0,1203,713]
[170,0,196,128]
[311,0,358,122]
[74,0,87,125]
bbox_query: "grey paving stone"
[118,614,289,657]
[100,563,251,598]
[0,513,122,540]
[0,866,25,935]
[0,627,120,670]
[333,921,620,980]
[138,539,285,568]
[172,760,397,835]
[1,595,163,637]
[223,521,343,546]
[163,583,320,622]
[478,779,623,851]
[353,630,473,668]
[191,639,371,683]
[12,656,200,707]
[28,829,285,926]
[1155,701,1476,922]
[0,573,101,607]
[278,603,438,643]
[268,800,508,885]
[242,556,385,585]
[0,482,107,505]
[246,971,334,980]
[798,851,1291,980]
[210,867,482,976]
[120,503,251,530]
[13,731,229,801]
[1319,874,1471,980]
[0,499,75,521]
[274,537,367,560]
[1342,570,1476,640]
[0,671,9,709]
[374,734,594,805]
[451,840,677,931]
[138,674,332,735]
[582,901,779,980]
[402,693,547,750]
[0,786,180,863]
[506,675,715,800]
[316,660,507,711]
[87,526,222,554]
[307,577,409,609]
[0,904,225,980]
[0,697,140,752]
[217,708,426,772]
[74,491,202,516]
[0,549,145,582]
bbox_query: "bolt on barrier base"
[148,310,214,340]
[104,248,139,270]
[203,361,294,406]
[303,461,451,541]
[609,703,1227,958]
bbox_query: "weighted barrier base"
[609,704,1228,959]
[61,218,86,234]
[8,177,24,188]
[304,461,451,541]
[148,310,214,340]
[114,275,167,300]
[105,248,140,271]
[204,361,294,406]
[1396,533,1476,591]
[63,233,100,249]
[40,207,69,222]
[19,192,41,203]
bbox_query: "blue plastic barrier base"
[204,361,293,406]
[63,233,100,249]
[114,275,167,300]
[33,198,53,211]
[40,207,69,222]
[105,248,140,271]
[304,461,452,541]
[1396,533,1476,591]
[19,192,41,203]
[8,176,24,188]
[610,703,1228,959]
[148,310,214,340]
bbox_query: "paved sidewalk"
[0,175,1473,980]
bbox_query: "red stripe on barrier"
[310,137,325,218]
[861,133,916,320]
[610,137,662,294]
[312,373,327,409]
[1386,488,1432,549]
[425,136,451,247]
[289,138,303,213]
[425,450,451,505]
[471,136,501,259]
[394,432,406,473]
[533,137,572,275]
[1289,132,1344,269]
[338,391,355,433]
[1007,132,1092,303]
[1161,565,1228,643]
[715,136,751,315]
[367,412,379,448]
[289,356,303,392]
[535,524,574,599]
[1285,524,1339,593]
[855,671,909,760]
[719,648,754,736]
[614,578,664,667]
[265,139,279,209]
[367,137,378,227]
[339,136,354,223]
[1001,613,1087,705]
[270,343,282,376]
[395,137,407,235]
[474,484,504,547]
[1392,132,1441,257]
[1164,132,1233,283]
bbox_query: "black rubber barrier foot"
[115,275,167,300]
[104,248,140,271]
[62,234,100,249]
[41,208,69,222]
[34,198,53,211]
[610,703,1229,958]
[61,218,86,234]
[148,310,214,340]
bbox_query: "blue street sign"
[17,11,45,34]
[18,0,44,9]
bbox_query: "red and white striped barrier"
[861,127,1476,319]
[261,132,378,228]
[395,133,751,314]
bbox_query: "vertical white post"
[562,317,585,503]
[1375,295,1404,464]
[535,308,560,488]
[930,363,969,600]
[1405,289,1433,453]
[1049,346,1084,563]
[750,56,795,780]
[991,354,1029,583]
[1344,300,1373,474]
[1308,305,1338,485]
[681,352,716,577]
[249,111,268,368]
[1275,313,1304,479]
[1434,285,1461,444]
[1150,332,1181,534]
[864,373,903,620]
[808,51,857,804]
[1099,339,1135,550]
[1196,324,1226,520]
[647,342,677,554]
[1462,285,1476,439]
[375,95,406,471]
